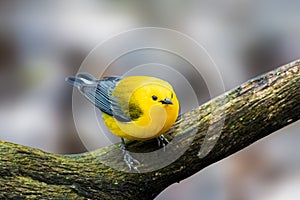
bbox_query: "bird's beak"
[160,98,173,105]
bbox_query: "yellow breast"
[101,76,179,140]
[102,102,178,140]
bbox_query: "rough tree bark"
[0,60,300,199]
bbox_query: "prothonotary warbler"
[66,73,179,171]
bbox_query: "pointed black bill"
[160,98,173,105]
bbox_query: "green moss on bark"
[0,60,300,199]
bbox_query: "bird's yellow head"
[111,76,180,139]
[129,78,179,136]
[132,83,178,112]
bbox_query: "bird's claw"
[120,138,140,172]
[157,135,169,151]
[122,149,140,172]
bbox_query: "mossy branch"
[1,60,300,199]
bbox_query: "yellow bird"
[66,73,179,170]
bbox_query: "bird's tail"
[65,73,97,88]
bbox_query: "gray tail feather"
[76,73,97,81]
[65,73,97,88]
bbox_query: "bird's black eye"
[152,95,158,101]
[171,93,173,98]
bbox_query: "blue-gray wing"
[66,73,131,122]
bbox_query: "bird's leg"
[120,138,140,172]
[177,113,183,120]
[157,135,169,151]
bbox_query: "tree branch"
[1,60,300,199]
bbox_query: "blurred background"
[0,0,300,199]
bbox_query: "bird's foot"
[122,149,140,172]
[120,138,140,172]
[157,135,169,151]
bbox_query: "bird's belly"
[102,106,175,140]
